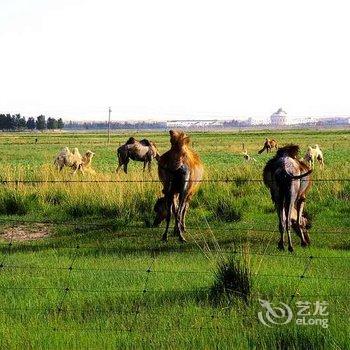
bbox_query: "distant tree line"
[0,114,64,131]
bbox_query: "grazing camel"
[54,147,95,174]
[243,150,256,162]
[263,145,312,252]
[304,144,324,169]
[156,130,203,242]
[258,138,278,154]
[116,137,160,174]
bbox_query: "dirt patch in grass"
[1,224,51,241]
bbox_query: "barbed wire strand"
[0,178,349,184]
[55,244,81,330]
[290,255,314,303]
[129,250,157,332]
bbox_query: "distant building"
[315,117,350,126]
[270,108,288,126]
[166,120,224,128]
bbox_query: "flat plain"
[0,129,349,349]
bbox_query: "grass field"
[0,129,349,349]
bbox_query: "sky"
[1,0,350,121]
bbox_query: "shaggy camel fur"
[263,145,312,252]
[258,138,278,154]
[116,137,160,174]
[304,144,324,169]
[54,147,95,174]
[156,130,203,242]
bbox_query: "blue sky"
[1,0,350,121]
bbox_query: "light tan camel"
[155,130,203,242]
[304,144,324,169]
[258,138,278,154]
[116,137,160,174]
[263,145,312,252]
[54,147,95,174]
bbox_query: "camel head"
[291,211,312,235]
[153,197,167,227]
[84,150,95,159]
[169,130,190,148]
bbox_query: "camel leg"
[148,160,152,172]
[116,164,122,173]
[162,192,173,242]
[295,199,307,246]
[180,202,189,232]
[285,190,296,253]
[277,202,286,251]
[175,192,187,242]
[174,167,190,242]
[143,161,147,172]
[123,159,129,174]
[171,198,178,236]
[318,157,324,169]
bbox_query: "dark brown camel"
[263,145,312,252]
[258,138,278,154]
[116,137,160,174]
[155,130,203,242]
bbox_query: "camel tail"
[290,169,312,180]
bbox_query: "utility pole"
[108,106,112,145]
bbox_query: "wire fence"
[0,177,348,335]
[0,241,348,333]
[0,178,349,184]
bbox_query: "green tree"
[26,117,36,130]
[47,117,58,130]
[57,118,64,129]
[36,115,46,130]
[18,116,27,129]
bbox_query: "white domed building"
[270,108,288,126]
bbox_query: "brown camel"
[116,137,160,174]
[258,138,278,154]
[156,130,204,242]
[263,145,312,252]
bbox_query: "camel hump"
[276,144,299,158]
[139,139,152,146]
[126,137,136,145]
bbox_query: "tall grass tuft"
[0,190,35,215]
[214,201,242,222]
[210,254,251,304]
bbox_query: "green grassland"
[0,129,349,349]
